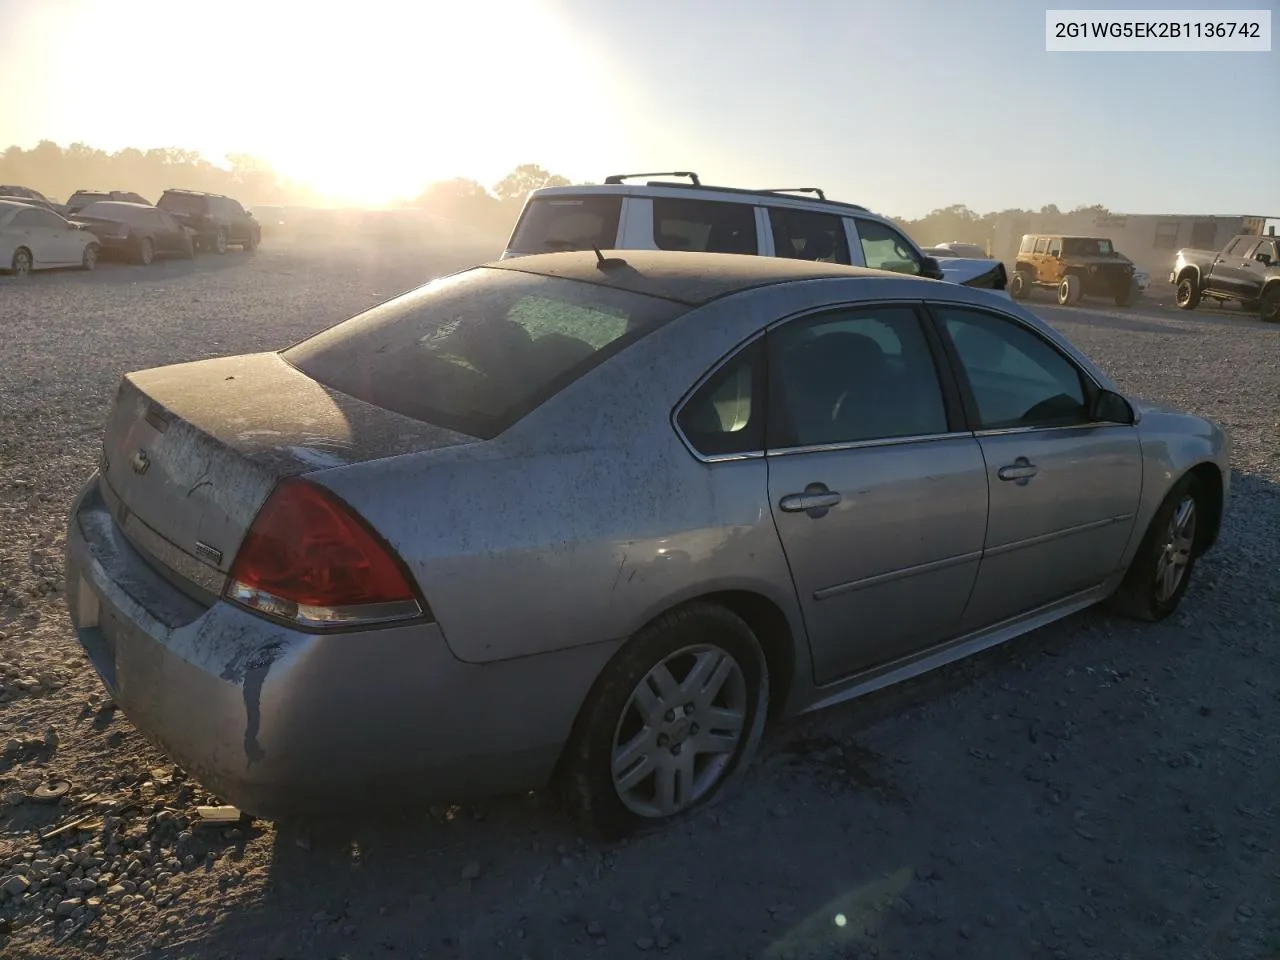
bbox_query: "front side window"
[1047,238,1062,257]
[854,219,923,275]
[676,339,764,457]
[767,306,948,448]
[768,207,851,263]
[936,306,1090,430]
[652,198,757,255]
[508,196,622,254]
[284,267,684,439]
[1033,237,1049,255]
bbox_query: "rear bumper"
[64,475,608,818]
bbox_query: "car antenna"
[593,247,627,270]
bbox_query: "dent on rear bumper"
[64,479,614,818]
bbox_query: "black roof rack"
[604,171,701,186]
[757,187,827,201]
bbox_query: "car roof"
[487,250,928,306]
[526,181,879,217]
[76,201,155,214]
[0,198,35,213]
[1024,234,1112,241]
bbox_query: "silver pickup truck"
[1171,233,1280,322]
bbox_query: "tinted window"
[854,219,922,275]
[508,196,622,253]
[676,339,765,457]
[159,193,207,215]
[652,198,757,255]
[937,307,1089,430]
[1063,238,1115,256]
[31,209,67,229]
[768,306,948,448]
[285,267,684,439]
[768,208,850,263]
[11,209,40,227]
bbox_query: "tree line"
[1,142,1111,248]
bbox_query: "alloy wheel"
[610,644,748,818]
[1154,495,1196,603]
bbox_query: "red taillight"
[226,478,424,629]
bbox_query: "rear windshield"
[77,202,144,223]
[284,267,685,439]
[158,193,207,215]
[508,196,622,254]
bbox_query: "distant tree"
[1070,203,1111,217]
[492,164,570,202]
[1040,203,1061,216]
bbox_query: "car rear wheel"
[136,237,154,266]
[1106,472,1204,622]
[1009,270,1031,300]
[558,602,768,839]
[1260,287,1280,324]
[10,246,33,276]
[81,244,98,271]
[1175,276,1200,310]
[1057,274,1081,306]
[213,229,228,255]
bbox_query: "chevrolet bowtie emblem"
[130,449,150,475]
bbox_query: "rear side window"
[653,198,757,255]
[284,267,685,439]
[508,197,622,254]
[676,339,765,457]
[768,207,851,263]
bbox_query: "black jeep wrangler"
[156,189,260,254]
[1009,234,1136,307]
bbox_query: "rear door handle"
[997,458,1039,482]
[779,485,842,515]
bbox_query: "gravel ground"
[1,241,1277,960]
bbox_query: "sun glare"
[42,0,628,206]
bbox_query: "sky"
[0,0,1276,218]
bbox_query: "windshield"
[284,267,684,439]
[1063,238,1115,257]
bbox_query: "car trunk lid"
[98,352,476,597]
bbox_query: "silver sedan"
[64,251,1230,836]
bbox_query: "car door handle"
[997,459,1039,482]
[779,489,842,513]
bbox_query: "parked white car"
[1,198,100,275]
[502,173,1010,295]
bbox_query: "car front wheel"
[558,602,768,839]
[1058,274,1081,306]
[213,228,228,254]
[1175,276,1201,310]
[10,246,33,276]
[1009,271,1031,300]
[1107,472,1205,622]
[1260,286,1280,324]
[82,243,98,271]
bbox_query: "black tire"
[557,602,769,840]
[1106,473,1205,622]
[1009,270,1031,301]
[1175,276,1200,310]
[213,228,228,255]
[1114,284,1132,307]
[243,231,258,253]
[81,243,98,271]
[10,246,32,276]
[1260,286,1280,324]
[1057,274,1081,306]
[136,237,154,266]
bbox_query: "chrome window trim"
[973,422,1134,438]
[767,431,973,458]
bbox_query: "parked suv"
[503,172,1009,293]
[65,190,151,216]
[157,189,260,253]
[1010,234,1136,307]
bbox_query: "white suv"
[502,172,1008,294]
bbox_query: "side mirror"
[1090,388,1135,425]
[919,255,944,280]
[1255,253,1272,266]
